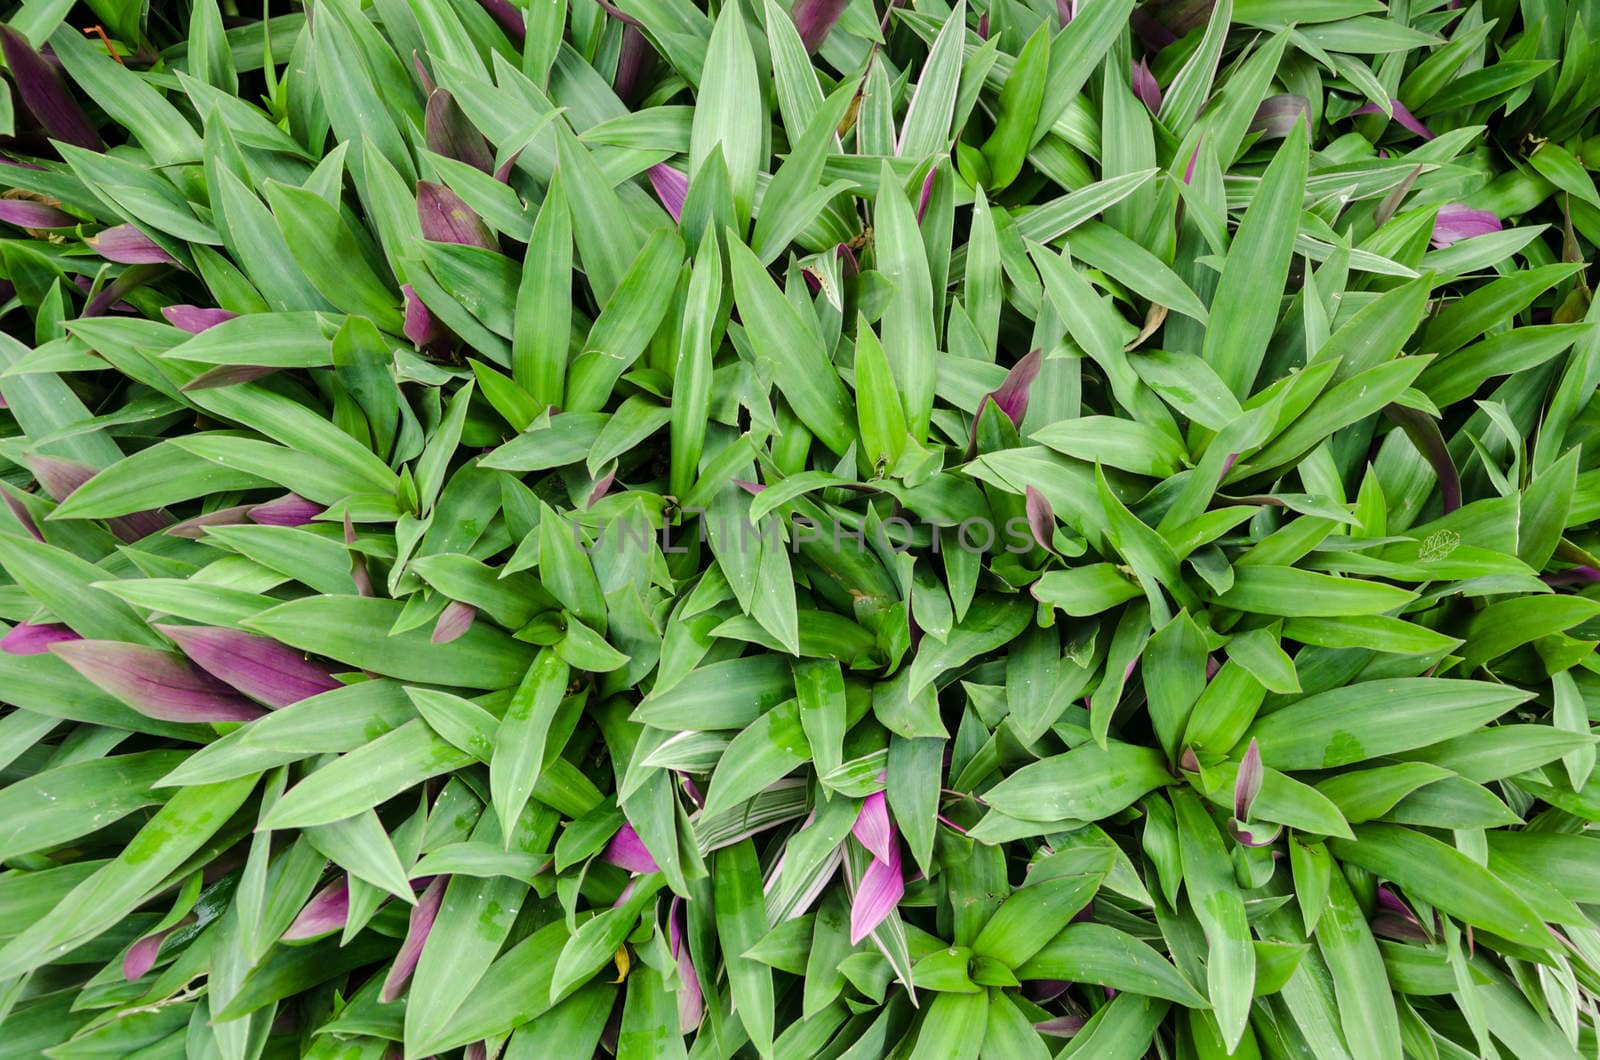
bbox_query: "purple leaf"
[792,0,849,52]
[380,876,447,1002]
[1132,59,1162,114]
[985,347,1043,428]
[248,493,324,527]
[494,150,523,185]
[1034,1015,1087,1036]
[1371,911,1431,942]
[402,283,455,355]
[1249,95,1311,140]
[345,513,374,597]
[1371,884,1430,940]
[614,25,653,103]
[86,224,176,265]
[52,639,266,723]
[1375,884,1414,920]
[2,621,81,655]
[1131,0,1214,53]
[679,772,704,809]
[647,164,688,223]
[160,305,238,333]
[1183,139,1202,184]
[587,467,617,507]
[670,898,704,1032]
[977,12,989,38]
[282,879,350,941]
[165,504,255,539]
[413,54,437,95]
[601,823,660,874]
[476,0,527,44]
[1025,486,1056,553]
[849,838,904,944]
[71,273,125,313]
[23,453,94,502]
[24,454,170,541]
[425,90,495,174]
[1353,99,1435,141]
[1384,403,1461,513]
[1,486,44,541]
[416,181,497,250]
[1056,0,1075,24]
[1234,738,1263,822]
[122,926,176,981]
[155,624,343,708]
[1430,203,1501,248]
[84,263,167,319]
[852,790,894,864]
[915,168,937,224]
[1544,566,1600,587]
[0,27,104,151]
[837,242,859,276]
[0,198,75,229]
[179,364,281,393]
[1022,979,1071,1004]
[594,0,645,26]
[431,601,478,645]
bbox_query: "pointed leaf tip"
[601,823,660,874]
[849,839,904,945]
[647,164,688,222]
[1430,204,1501,248]
[0,26,104,151]
[431,602,478,644]
[380,876,447,1002]
[52,639,266,723]
[791,0,849,52]
[1234,738,1264,823]
[416,181,497,251]
[161,305,238,333]
[1132,59,1162,114]
[86,224,176,265]
[1,621,81,656]
[247,493,324,527]
[852,790,894,864]
[154,624,343,708]
[282,879,350,941]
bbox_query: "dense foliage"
[1,0,1599,1055]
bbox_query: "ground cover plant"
[0,0,1599,1055]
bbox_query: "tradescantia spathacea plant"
[1,0,1599,1055]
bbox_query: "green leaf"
[982,741,1170,824]
[1248,679,1533,770]
[1203,120,1308,397]
[491,648,573,839]
[1017,922,1207,1007]
[245,596,537,688]
[0,775,256,979]
[1318,866,1402,1060]
[690,0,762,229]
[262,181,402,332]
[1329,824,1554,950]
[1174,789,1254,1050]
